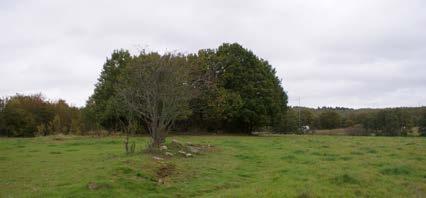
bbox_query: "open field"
[1,135,425,197]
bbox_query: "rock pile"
[158,139,213,158]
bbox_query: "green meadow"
[1,135,425,197]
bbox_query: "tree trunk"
[149,126,166,149]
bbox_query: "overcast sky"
[1,0,425,108]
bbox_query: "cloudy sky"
[1,0,425,108]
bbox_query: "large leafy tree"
[193,43,288,133]
[85,49,132,131]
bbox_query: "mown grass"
[1,135,425,197]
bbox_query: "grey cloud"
[0,0,425,108]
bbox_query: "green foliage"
[191,43,288,133]
[284,109,299,133]
[376,110,400,136]
[85,49,132,132]
[319,111,341,129]
[117,52,194,146]
[50,114,62,134]
[361,108,415,136]
[300,110,315,127]
[419,110,426,136]
[36,123,46,136]
[0,94,84,137]
[5,44,424,137]
[0,98,5,134]
[197,87,244,131]
[70,117,82,135]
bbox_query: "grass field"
[1,135,425,197]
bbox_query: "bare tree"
[117,52,193,148]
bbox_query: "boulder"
[160,145,168,151]
[152,156,164,161]
[87,182,98,190]
[187,146,200,154]
[172,139,181,144]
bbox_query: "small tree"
[118,52,193,148]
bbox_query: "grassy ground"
[1,135,425,197]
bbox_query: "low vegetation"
[1,135,425,197]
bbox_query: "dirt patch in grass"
[156,163,176,184]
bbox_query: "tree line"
[286,106,426,136]
[1,43,425,138]
[0,94,85,137]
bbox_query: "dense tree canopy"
[85,43,288,135]
[0,94,83,137]
[190,43,288,133]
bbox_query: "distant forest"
[1,43,425,137]
[286,106,426,136]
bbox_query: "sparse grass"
[0,135,425,197]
